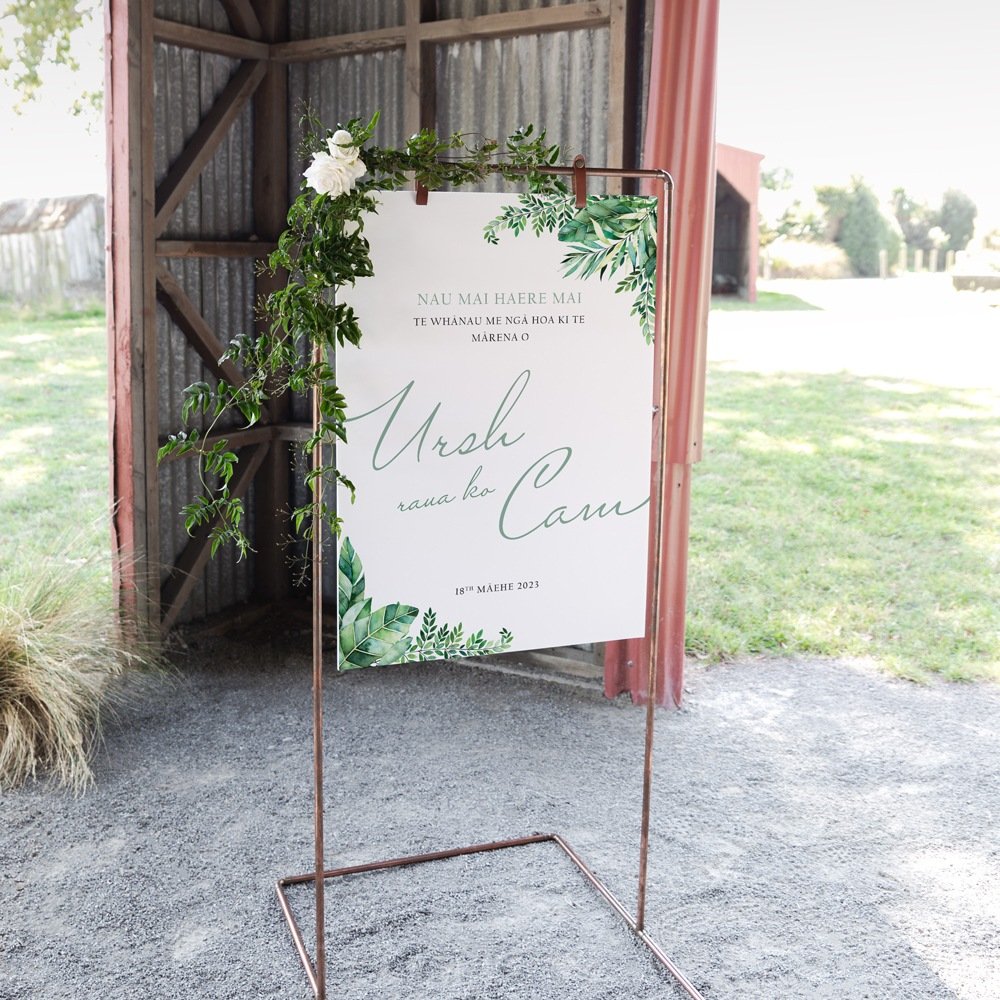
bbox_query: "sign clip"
[572,154,588,208]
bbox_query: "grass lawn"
[711,290,822,311]
[0,305,110,572]
[2,307,997,683]
[688,367,1000,682]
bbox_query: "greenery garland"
[157,111,568,559]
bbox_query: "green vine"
[157,111,567,558]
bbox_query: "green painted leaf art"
[484,193,658,344]
[398,609,514,662]
[337,536,365,617]
[337,538,513,669]
[339,602,419,670]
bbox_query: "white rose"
[328,129,356,154]
[303,148,366,197]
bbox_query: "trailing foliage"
[158,111,567,557]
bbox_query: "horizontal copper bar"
[277,833,554,888]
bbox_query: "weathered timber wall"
[0,196,104,308]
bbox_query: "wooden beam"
[154,263,257,398]
[270,25,406,62]
[152,17,269,60]
[158,424,277,457]
[154,58,267,238]
[155,239,275,258]
[404,0,438,139]
[251,0,292,602]
[157,422,311,457]
[219,0,263,40]
[107,0,159,627]
[606,0,641,191]
[273,422,311,442]
[159,442,270,631]
[272,2,610,62]
[418,2,610,43]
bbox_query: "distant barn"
[713,144,763,301]
[0,195,104,309]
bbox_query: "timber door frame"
[108,0,643,628]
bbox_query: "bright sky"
[716,0,1000,230]
[1,3,998,231]
[0,8,104,202]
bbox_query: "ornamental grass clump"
[0,555,160,793]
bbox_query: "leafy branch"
[159,111,567,558]
[483,192,576,242]
[0,0,102,113]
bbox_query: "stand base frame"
[276,832,704,1000]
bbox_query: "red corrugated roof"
[716,143,763,207]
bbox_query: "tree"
[891,188,934,252]
[818,179,900,277]
[0,1,99,109]
[761,166,793,193]
[936,189,977,253]
[758,165,794,247]
[815,184,851,243]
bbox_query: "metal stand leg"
[309,340,327,998]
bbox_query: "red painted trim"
[604,0,720,706]
[106,0,135,607]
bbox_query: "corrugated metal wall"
[153,0,257,620]
[289,1,405,38]
[435,31,609,192]
[287,53,407,203]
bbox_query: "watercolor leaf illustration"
[400,609,514,662]
[484,193,658,343]
[339,602,419,670]
[337,538,513,669]
[337,536,366,617]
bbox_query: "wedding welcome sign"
[335,190,657,668]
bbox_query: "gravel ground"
[1,637,998,999]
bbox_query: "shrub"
[765,238,852,279]
[839,182,900,276]
[0,554,161,792]
[817,179,900,277]
[937,189,977,253]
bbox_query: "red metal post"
[604,0,720,707]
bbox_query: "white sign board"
[336,190,657,668]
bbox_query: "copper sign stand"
[275,165,704,1000]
